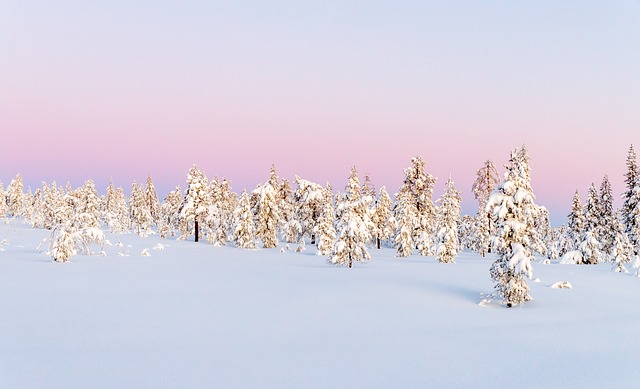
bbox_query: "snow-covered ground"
[1,221,639,388]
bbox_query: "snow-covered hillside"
[1,221,639,388]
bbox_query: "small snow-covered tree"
[371,186,393,249]
[598,175,616,258]
[130,181,153,236]
[179,164,210,242]
[612,214,633,272]
[6,174,24,217]
[361,173,376,199]
[578,231,602,265]
[331,167,373,268]
[293,176,324,245]
[0,182,7,220]
[254,180,280,249]
[315,184,336,256]
[487,146,543,307]
[76,179,101,229]
[435,178,462,264]
[394,188,416,258]
[233,190,256,249]
[567,191,585,250]
[159,186,182,238]
[472,160,500,255]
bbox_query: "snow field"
[1,222,640,388]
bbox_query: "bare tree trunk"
[195,220,199,242]
[311,234,316,245]
[377,237,381,250]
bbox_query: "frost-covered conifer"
[394,188,416,258]
[472,160,500,255]
[293,176,325,245]
[6,174,24,217]
[487,146,543,307]
[77,179,101,228]
[567,191,586,250]
[50,222,78,263]
[331,167,373,268]
[396,156,438,256]
[578,231,602,265]
[622,145,639,252]
[458,215,475,251]
[109,186,130,233]
[371,186,393,249]
[179,164,210,242]
[435,178,461,264]
[361,173,376,199]
[315,184,336,256]
[254,180,280,249]
[130,181,153,236]
[612,214,633,272]
[278,179,295,239]
[28,188,44,228]
[158,186,182,238]
[598,175,616,257]
[233,190,256,249]
[0,182,7,219]
[584,183,601,238]
[144,175,161,227]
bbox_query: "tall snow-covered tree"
[394,188,416,258]
[293,176,324,245]
[6,174,24,217]
[331,167,373,268]
[179,164,210,242]
[567,191,585,250]
[77,179,101,229]
[472,160,500,255]
[396,156,438,256]
[487,146,544,307]
[598,175,616,257]
[612,212,633,272]
[254,180,280,249]
[233,190,256,249]
[584,183,601,237]
[435,177,462,264]
[159,186,182,238]
[315,184,336,256]
[144,175,161,228]
[622,145,639,253]
[371,186,393,249]
[130,181,153,236]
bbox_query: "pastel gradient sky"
[2,1,640,224]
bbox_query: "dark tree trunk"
[311,234,316,245]
[195,220,199,242]
[377,237,381,250]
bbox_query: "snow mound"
[141,248,150,257]
[550,281,572,289]
[559,250,582,265]
[153,243,165,251]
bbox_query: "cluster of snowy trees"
[3,144,640,307]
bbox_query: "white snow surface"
[2,221,640,388]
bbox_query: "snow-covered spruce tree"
[628,175,640,255]
[598,175,616,257]
[584,183,602,240]
[278,178,296,241]
[6,174,25,217]
[396,156,438,256]
[315,184,336,256]
[129,181,153,236]
[179,164,210,242]
[144,175,161,228]
[76,179,101,229]
[472,160,500,256]
[109,186,130,233]
[371,186,393,249]
[458,215,475,251]
[567,191,586,251]
[622,145,639,253]
[158,186,182,238]
[0,182,7,220]
[435,177,462,264]
[293,176,325,245]
[331,167,373,268]
[579,231,602,265]
[50,222,78,263]
[487,146,544,307]
[361,173,376,199]
[233,190,256,249]
[205,178,228,246]
[612,213,633,272]
[254,179,280,249]
[28,188,44,228]
[394,187,416,257]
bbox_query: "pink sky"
[2,1,639,224]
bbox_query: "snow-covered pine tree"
[435,177,462,264]
[371,186,393,249]
[487,146,544,307]
[361,173,376,199]
[233,190,256,249]
[293,176,325,245]
[130,181,153,236]
[50,222,78,263]
[77,179,101,229]
[396,156,438,256]
[598,175,616,258]
[6,174,24,217]
[0,182,7,220]
[394,187,416,258]
[315,183,336,256]
[278,178,295,241]
[254,179,280,249]
[179,164,210,242]
[331,167,373,268]
[109,186,130,233]
[29,188,44,228]
[612,212,633,272]
[579,231,602,265]
[144,175,161,228]
[622,145,639,253]
[472,160,500,256]
[584,183,601,239]
[628,175,640,255]
[567,191,586,250]
[159,186,182,238]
